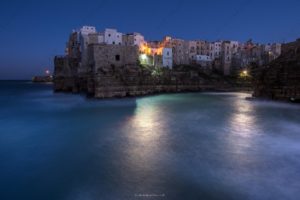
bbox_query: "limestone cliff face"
[54,63,221,98]
[54,56,83,93]
[90,65,214,98]
[253,39,300,101]
[55,61,235,98]
[54,43,232,98]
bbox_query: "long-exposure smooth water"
[1,81,300,200]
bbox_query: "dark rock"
[253,39,300,101]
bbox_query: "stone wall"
[88,44,139,72]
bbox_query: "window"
[115,55,120,61]
[108,34,111,37]
[112,41,115,44]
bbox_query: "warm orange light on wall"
[139,42,165,56]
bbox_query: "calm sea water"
[1,81,300,200]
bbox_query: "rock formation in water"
[253,39,300,101]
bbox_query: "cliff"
[54,41,239,98]
[54,60,235,98]
[253,39,300,101]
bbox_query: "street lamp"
[140,54,147,60]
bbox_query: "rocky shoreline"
[54,63,249,98]
[32,75,53,83]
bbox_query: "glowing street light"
[240,69,249,78]
[45,70,50,75]
[140,54,147,60]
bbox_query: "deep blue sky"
[0,0,300,79]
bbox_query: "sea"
[0,81,300,200]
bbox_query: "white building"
[80,26,96,35]
[271,43,281,56]
[263,43,272,52]
[230,41,239,54]
[195,54,212,68]
[79,26,97,50]
[133,32,145,47]
[209,41,222,60]
[196,55,212,62]
[122,32,145,47]
[162,48,173,68]
[79,27,123,46]
[188,41,197,61]
[104,28,122,45]
[79,26,97,72]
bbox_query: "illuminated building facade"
[64,26,282,75]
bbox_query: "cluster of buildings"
[64,26,282,75]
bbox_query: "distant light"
[243,70,248,75]
[45,70,50,75]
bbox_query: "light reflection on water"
[124,100,164,165]
[118,98,169,196]
[227,93,258,152]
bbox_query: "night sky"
[0,0,300,80]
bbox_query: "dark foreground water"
[1,81,300,200]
